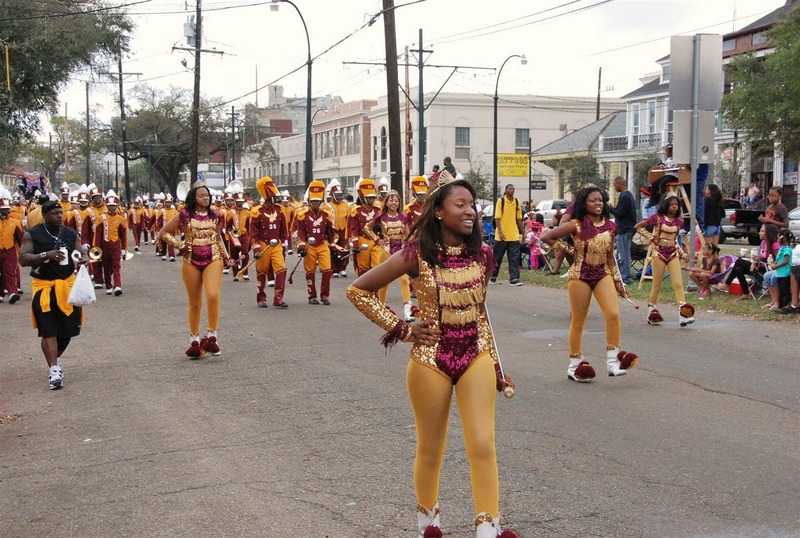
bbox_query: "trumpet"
[88,247,103,263]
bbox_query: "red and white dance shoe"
[475,513,516,538]
[185,334,205,359]
[417,503,442,538]
[568,355,596,382]
[607,347,639,376]
[201,330,222,356]
[647,304,664,325]
[679,302,695,327]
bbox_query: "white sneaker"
[114,287,123,296]
[267,280,275,288]
[287,249,294,255]
[134,246,140,252]
[169,256,176,262]
[144,240,149,245]
[161,255,167,261]
[106,288,113,295]
[243,275,250,281]
[339,271,347,278]
[48,366,63,390]
[223,268,229,274]
[94,283,103,290]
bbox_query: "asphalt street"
[1,248,798,537]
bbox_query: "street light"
[493,54,527,204]
[271,0,313,187]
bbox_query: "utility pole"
[227,106,239,182]
[174,3,224,189]
[382,0,403,199]
[190,0,202,188]
[404,46,411,195]
[100,62,141,200]
[85,82,91,184]
[415,29,429,177]
[596,67,602,121]
[118,55,132,202]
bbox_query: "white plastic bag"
[68,265,96,306]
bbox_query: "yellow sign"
[497,153,529,177]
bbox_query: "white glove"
[82,244,90,253]
[121,250,128,258]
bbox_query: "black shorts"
[32,288,82,339]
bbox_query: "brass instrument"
[229,227,242,249]
[88,247,103,263]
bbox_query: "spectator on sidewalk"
[610,176,636,285]
[490,184,524,285]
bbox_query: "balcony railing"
[600,132,666,152]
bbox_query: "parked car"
[789,207,800,236]
[533,199,571,227]
[719,198,742,244]
[730,200,766,245]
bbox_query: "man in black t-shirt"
[19,201,88,390]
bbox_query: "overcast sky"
[54,0,786,131]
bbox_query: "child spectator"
[764,229,793,311]
[689,243,721,299]
[524,212,545,269]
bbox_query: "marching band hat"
[411,176,428,194]
[0,188,11,209]
[60,182,70,194]
[105,189,120,206]
[357,178,377,199]
[308,180,326,201]
[256,176,280,200]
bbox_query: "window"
[630,103,640,136]
[515,128,529,153]
[287,163,292,184]
[661,65,670,83]
[372,135,377,162]
[647,100,657,134]
[380,127,387,161]
[752,32,768,46]
[354,124,360,154]
[723,38,736,52]
[295,161,300,184]
[455,127,470,160]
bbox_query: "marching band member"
[279,190,296,255]
[221,189,237,274]
[347,175,517,538]
[348,178,382,277]
[251,177,289,308]
[231,193,252,281]
[405,176,428,229]
[128,197,145,252]
[325,179,350,278]
[296,180,335,305]
[367,189,415,321]
[374,176,390,210]
[0,188,24,304]
[142,196,155,245]
[58,183,71,214]
[159,194,179,261]
[93,190,128,296]
[634,193,695,327]
[540,185,638,382]
[10,193,25,226]
[159,181,233,359]
[86,184,107,289]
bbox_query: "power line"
[0,0,154,22]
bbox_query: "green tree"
[721,7,800,158]
[0,1,131,163]
[99,85,227,196]
[549,153,606,198]
[464,153,491,204]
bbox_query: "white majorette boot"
[607,346,639,377]
[567,353,595,382]
[417,503,442,538]
[475,513,516,538]
[679,302,695,327]
[202,330,221,356]
[647,303,664,325]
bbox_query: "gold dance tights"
[648,256,685,305]
[181,259,222,334]
[406,352,499,516]
[568,275,620,354]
